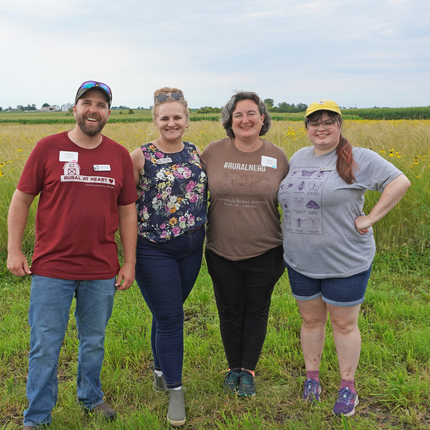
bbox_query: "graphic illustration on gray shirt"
[278,167,333,235]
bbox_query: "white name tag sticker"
[156,157,173,164]
[319,166,336,171]
[94,165,111,171]
[59,151,78,162]
[261,155,277,169]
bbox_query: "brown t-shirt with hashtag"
[201,138,289,261]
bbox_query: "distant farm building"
[40,105,60,112]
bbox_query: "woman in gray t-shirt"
[278,100,410,416]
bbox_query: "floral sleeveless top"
[136,142,207,242]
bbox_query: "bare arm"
[7,190,35,276]
[130,148,145,187]
[115,203,137,290]
[355,174,411,234]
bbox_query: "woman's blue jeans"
[23,275,116,427]
[135,227,205,388]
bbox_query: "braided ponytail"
[336,135,356,184]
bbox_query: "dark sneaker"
[167,388,186,427]
[238,370,256,397]
[332,387,359,416]
[150,364,167,392]
[85,402,117,421]
[223,370,240,394]
[303,378,321,403]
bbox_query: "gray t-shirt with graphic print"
[278,146,403,278]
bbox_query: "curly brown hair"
[221,91,271,139]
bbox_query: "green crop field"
[2,105,429,125]
[1,118,429,429]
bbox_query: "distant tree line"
[195,106,222,114]
[0,104,39,111]
[0,103,50,111]
[17,104,38,111]
[263,99,308,113]
[195,100,308,114]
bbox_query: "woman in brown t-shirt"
[201,91,289,397]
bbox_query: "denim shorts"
[285,263,372,307]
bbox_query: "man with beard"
[7,81,137,429]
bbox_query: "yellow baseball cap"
[305,100,342,117]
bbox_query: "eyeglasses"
[307,119,337,131]
[154,92,184,102]
[79,81,112,96]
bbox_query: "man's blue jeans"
[23,275,116,427]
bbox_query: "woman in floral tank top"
[130,88,207,427]
[136,142,206,241]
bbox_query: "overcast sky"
[1,0,429,109]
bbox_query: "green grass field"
[1,118,429,429]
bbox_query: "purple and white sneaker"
[302,378,321,403]
[332,387,359,416]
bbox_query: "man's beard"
[77,116,107,137]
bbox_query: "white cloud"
[1,0,83,17]
[1,0,430,109]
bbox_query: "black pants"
[205,246,284,370]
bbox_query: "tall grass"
[1,119,429,252]
[1,119,430,429]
